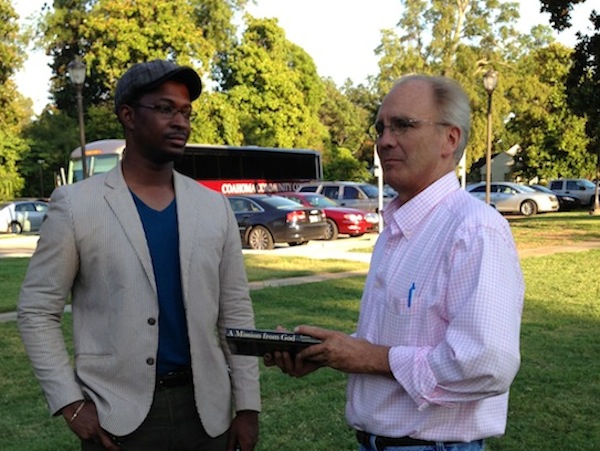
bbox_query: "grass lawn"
[0,256,367,314]
[507,211,600,250]
[1,212,600,449]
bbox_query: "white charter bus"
[67,139,323,194]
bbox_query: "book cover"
[226,328,322,357]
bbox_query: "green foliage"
[0,0,31,200]
[319,78,373,180]
[566,12,600,176]
[220,16,327,149]
[84,104,123,142]
[373,0,526,170]
[506,43,593,180]
[323,147,372,182]
[0,0,25,84]
[20,109,80,197]
[539,0,590,31]
[0,129,26,201]
[16,0,598,189]
[371,0,597,181]
[190,91,244,145]
[40,0,214,115]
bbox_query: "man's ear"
[442,125,461,158]
[117,105,135,131]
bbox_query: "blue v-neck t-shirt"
[131,193,191,376]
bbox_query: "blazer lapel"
[174,173,200,299]
[104,165,157,294]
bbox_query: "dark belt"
[156,369,193,389]
[356,430,461,449]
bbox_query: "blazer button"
[146,358,155,366]
[148,318,156,325]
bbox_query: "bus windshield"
[70,154,121,183]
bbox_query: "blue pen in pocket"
[408,282,416,308]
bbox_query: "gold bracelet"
[69,400,86,423]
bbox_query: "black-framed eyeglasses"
[135,103,197,121]
[370,117,450,140]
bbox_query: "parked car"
[277,192,370,240]
[227,194,327,250]
[530,184,580,211]
[466,182,559,216]
[0,200,49,234]
[548,178,597,206]
[296,181,394,212]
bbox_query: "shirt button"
[146,358,155,366]
[147,318,156,325]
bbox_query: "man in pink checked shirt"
[265,74,524,451]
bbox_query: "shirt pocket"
[380,290,428,346]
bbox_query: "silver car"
[0,200,49,234]
[466,182,559,216]
[296,181,394,213]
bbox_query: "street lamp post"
[68,56,88,180]
[37,159,45,197]
[483,69,498,206]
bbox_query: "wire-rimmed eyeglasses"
[135,103,197,121]
[370,117,450,140]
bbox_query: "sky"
[14,0,599,115]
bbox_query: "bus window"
[69,154,121,183]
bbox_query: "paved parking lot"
[242,233,376,262]
[0,234,40,258]
[0,233,377,261]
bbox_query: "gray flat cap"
[114,59,202,112]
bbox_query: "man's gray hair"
[393,75,471,163]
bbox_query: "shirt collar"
[383,172,461,238]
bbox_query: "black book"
[225,328,322,357]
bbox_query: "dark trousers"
[82,383,228,451]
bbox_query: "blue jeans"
[358,439,485,451]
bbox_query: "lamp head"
[68,56,86,85]
[483,69,498,94]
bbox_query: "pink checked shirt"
[346,172,524,442]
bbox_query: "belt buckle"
[156,369,191,389]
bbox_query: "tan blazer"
[18,164,260,437]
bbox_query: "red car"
[278,192,369,240]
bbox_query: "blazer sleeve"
[17,186,85,415]
[216,195,261,413]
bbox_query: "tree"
[373,0,524,170]
[26,0,249,194]
[505,43,591,181]
[375,0,521,92]
[0,0,29,200]
[0,130,27,201]
[189,91,243,145]
[20,109,80,197]
[190,0,251,85]
[220,16,327,149]
[317,78,372,180]
[39,0,209,115]
[539,0,589,31]
[539,0,600,209]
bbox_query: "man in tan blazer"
[18,60,260,451]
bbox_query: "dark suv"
[297,181,394,212]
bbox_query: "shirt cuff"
[389,345,451,410]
